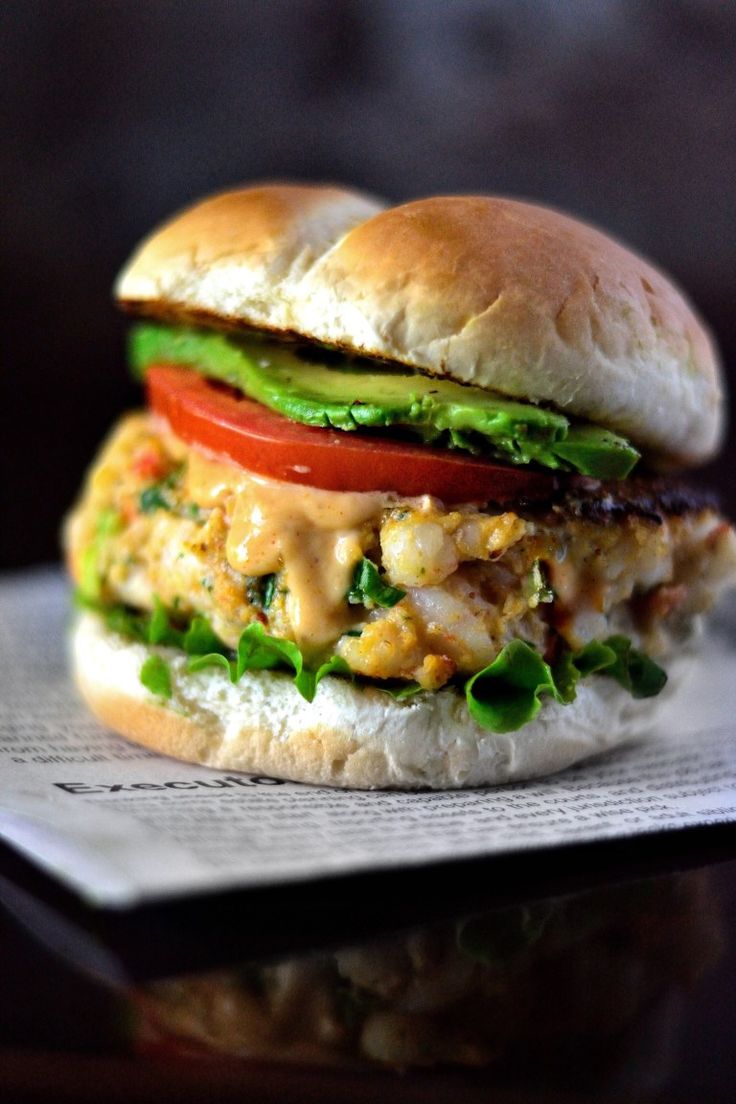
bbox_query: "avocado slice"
[130,323,639,478]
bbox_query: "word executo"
[53,774,286,795]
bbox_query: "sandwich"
[64,183,736,788]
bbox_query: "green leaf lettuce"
[467,636,667,733]
[78,593,666,730]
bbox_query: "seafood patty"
[65,413,736,691]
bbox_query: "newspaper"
[1,567,735,907]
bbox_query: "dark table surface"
[1,824,735,1103]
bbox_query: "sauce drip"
[184,446,391,651]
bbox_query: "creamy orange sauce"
[185,450,247,507]
[183,444,392,650]
[227,478,391,649]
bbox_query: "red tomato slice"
[146,365,556,503]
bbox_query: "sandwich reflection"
[134,870,724,1077]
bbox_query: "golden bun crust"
[115,184,723,468]
[73,612,670,791]
[115,182,385,334]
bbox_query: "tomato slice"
[146,365,556,503]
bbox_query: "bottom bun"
[73,612,675,790]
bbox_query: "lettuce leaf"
[465,641,557,732]
[79,593,350,703]
[466,636,667,733]
[183,616,228,657]
[601,635,668,699]
[305,655,353,701]
[148,596,184,647]
[139,655,172,699]
[377,681,424,701]
[79,593,666,728]
[188,624,351,702]
[235,623,350,701]
[552,639,620,704]
[187,651,235,681]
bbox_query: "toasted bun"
[73,612,672,790]
[116,184,723,468]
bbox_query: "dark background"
[3,0,735,569]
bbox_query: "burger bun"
[74,611,674,790]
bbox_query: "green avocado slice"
[130,323,639,478]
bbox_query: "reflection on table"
[3,853,735,1101]
[135,870,723,1088]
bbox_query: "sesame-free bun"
[116,183,384,333]
[73,611,671,790]
[116,184,723,468]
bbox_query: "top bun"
[117,183,724,467]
